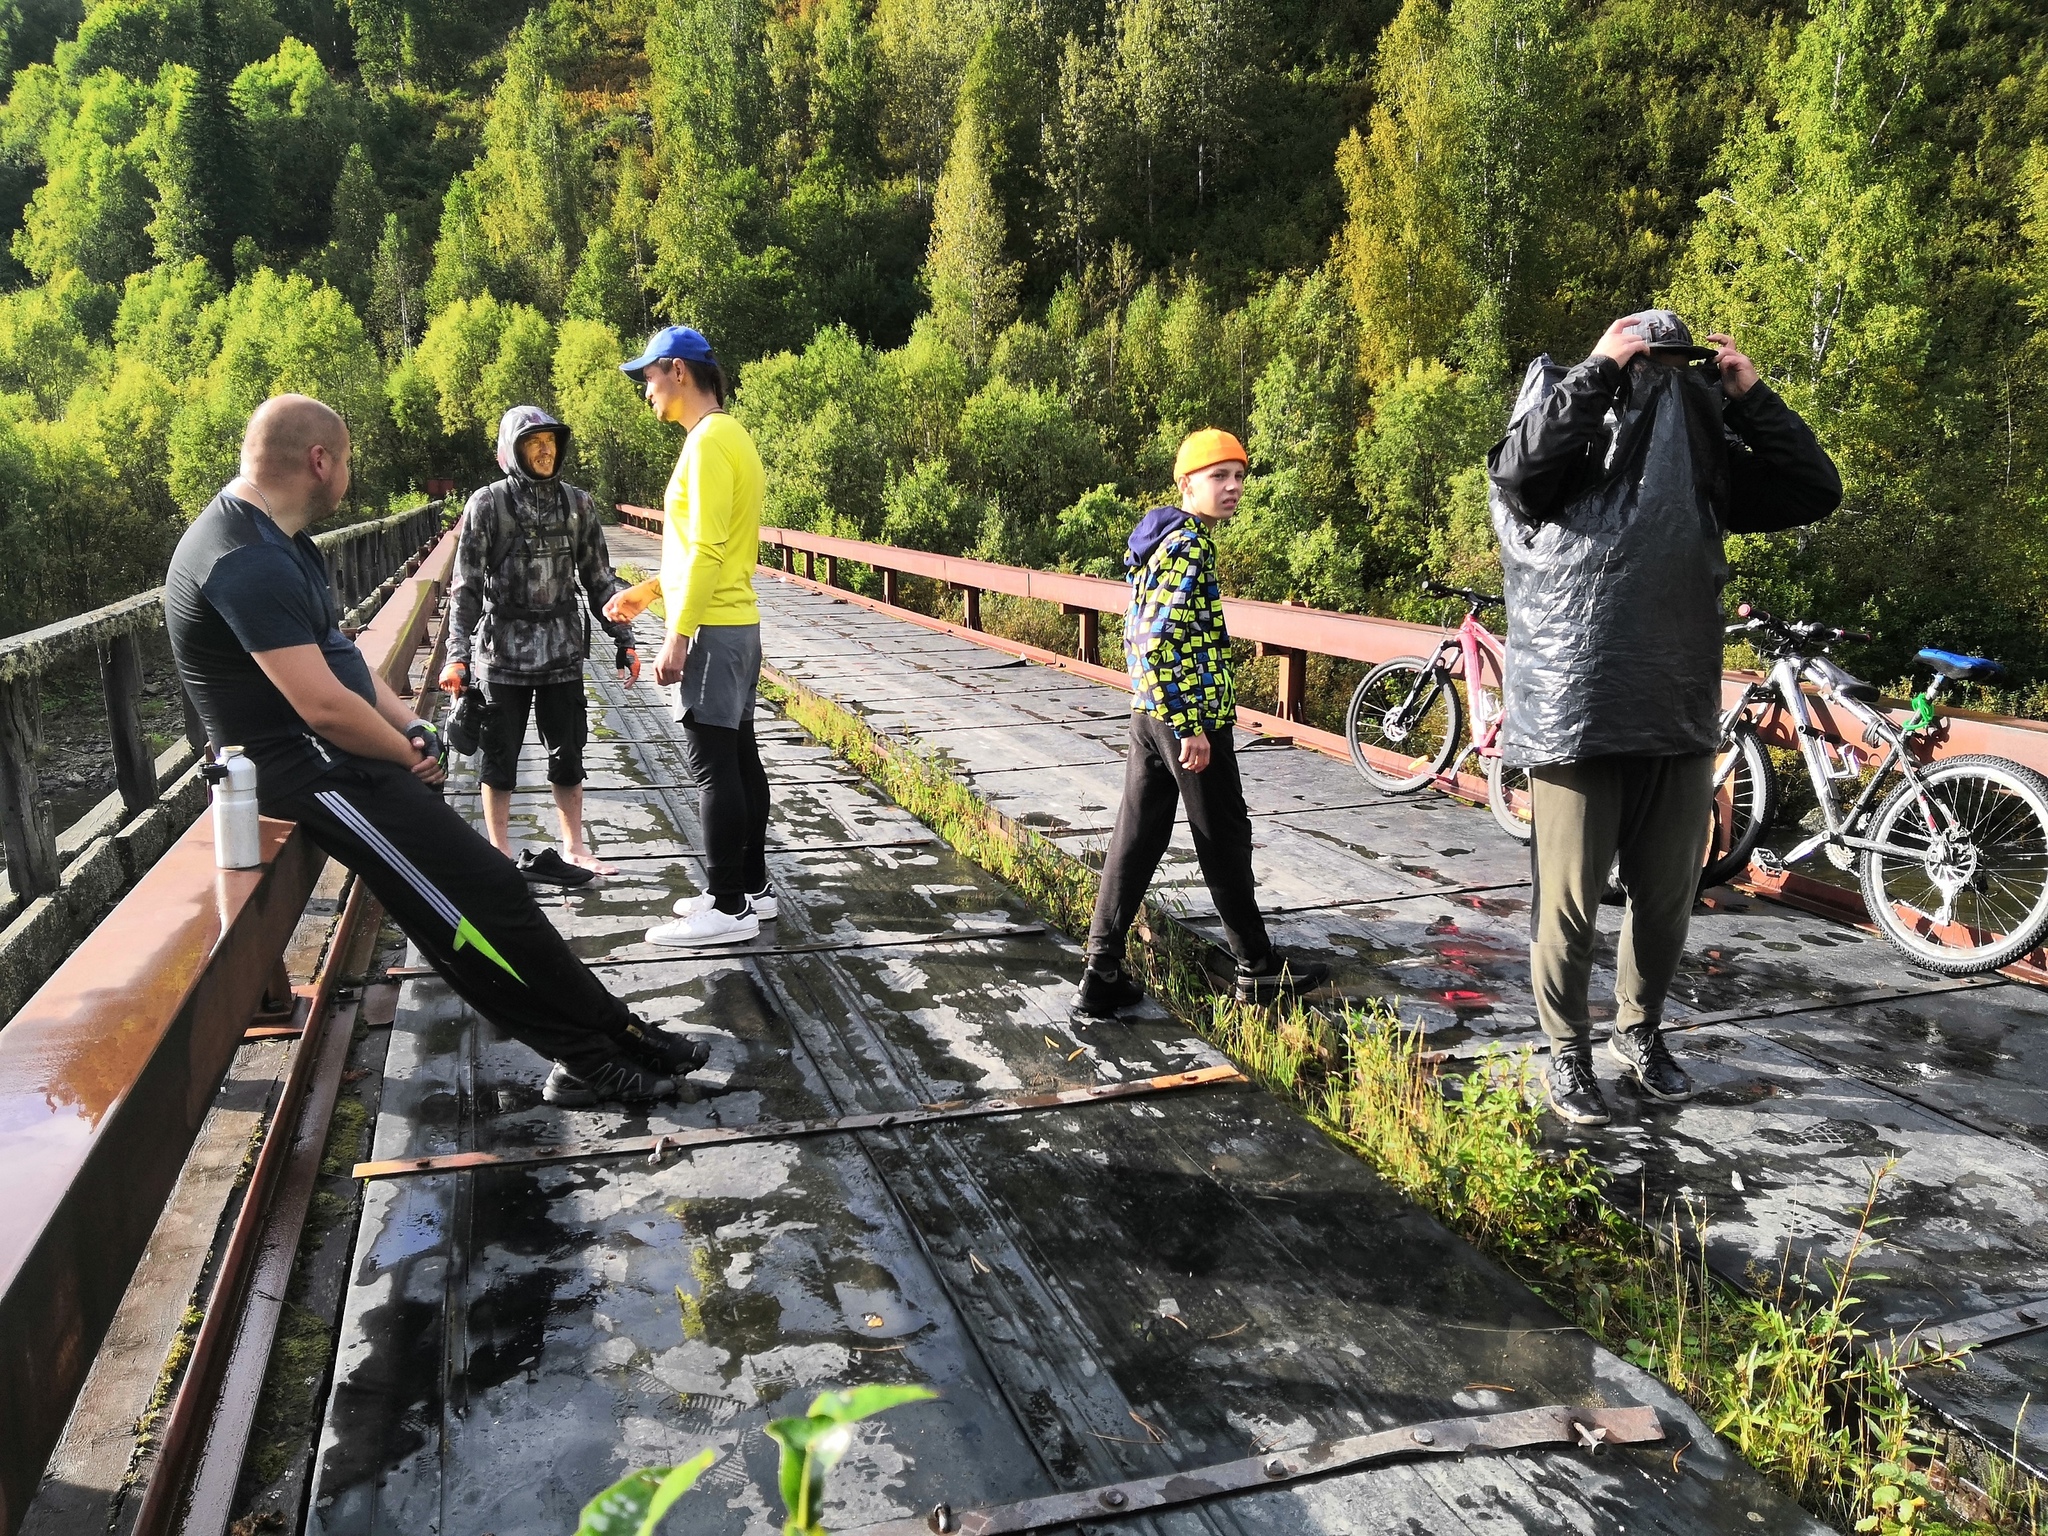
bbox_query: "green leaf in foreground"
[767,1385,939,1534]
[574,1447,718,1536]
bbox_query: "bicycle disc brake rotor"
[1923,838,1980,928]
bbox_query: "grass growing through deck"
[766,668,2041,1536]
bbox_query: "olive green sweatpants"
[1528,753,1714,1054]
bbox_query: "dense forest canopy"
[0,0,2044,696]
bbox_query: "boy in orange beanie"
[1075,430,1328,1018]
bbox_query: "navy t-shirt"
[165,492,379,800]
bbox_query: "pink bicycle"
[1345,581,1532,841]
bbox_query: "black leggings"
[267,758,635,1074]
[681,715,770,900]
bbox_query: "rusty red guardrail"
[0,522,458,1536]
[614,508,2048,949]
[615,509,2048,784]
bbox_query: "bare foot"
[564,847,618,876]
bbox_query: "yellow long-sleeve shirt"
[660,411,765,637]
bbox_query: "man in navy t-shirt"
[166,394,705,1106]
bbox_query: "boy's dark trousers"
[265,757,636,1074]
[1086,712,1270,969]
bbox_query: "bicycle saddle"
[1916,647,2006,684]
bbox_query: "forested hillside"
[0,0,2044,692]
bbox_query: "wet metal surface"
[748,567,2048,1475]
[305,561,1824,1535]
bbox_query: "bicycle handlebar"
[1727,603,1872,648]
[1422,578,1503,610]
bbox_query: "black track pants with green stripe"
[267,757,634,1075]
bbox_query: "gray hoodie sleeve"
[445,487,496,666]
[572,489,633,646]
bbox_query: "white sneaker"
[672,887,778,921]
[647,906,760,947]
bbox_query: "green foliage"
[573,1448,717,1536]
[922,86,1018,368]
[767,1386,939,1536]
[0,0,2044,717]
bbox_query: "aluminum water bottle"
[206,747,263,869]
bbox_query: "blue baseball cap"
[621,325,719,380]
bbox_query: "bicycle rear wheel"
[1858,754,2048,974]
[1700,722,1776,889]
[1486,756,1534,843]
[1346,658,1462,792]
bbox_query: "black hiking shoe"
[1545,1051,1611,1126]
[1232,952,1330,1005]
[619,1018,712,1078]
[1608,1025,1693,1103]
[520,846,596,887]
[543,1054,677,1107]
[1073,963,1146,1020]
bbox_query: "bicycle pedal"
[1750,847,1785,877]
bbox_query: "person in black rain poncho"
[1487,311,1841,1127]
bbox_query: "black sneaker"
[1546,1050,1611,1126]
[1073,963,1146,1020]
[1608,1025,1694,1103]
[543,1055,677,1107]
[619,1018,712,1077]
[519,847,596,887]
[1232,952,1330,1005]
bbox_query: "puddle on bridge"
[748,568,2048,1480]
[305,581,1822,1535]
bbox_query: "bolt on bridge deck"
[305,545,2043,1533]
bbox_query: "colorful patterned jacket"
[1123,507,1235,738]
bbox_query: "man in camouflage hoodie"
[442,405,638,884]
[1075,429,1328,1020]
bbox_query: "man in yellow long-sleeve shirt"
[617,326,774,947]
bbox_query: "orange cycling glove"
[438,659,469,696]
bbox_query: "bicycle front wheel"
[1486,756,1534,843]
[1700,722,1777,890]
[1859,754,2048,974]
[1346,658,1462,792]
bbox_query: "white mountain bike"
[1710,604,2048,974]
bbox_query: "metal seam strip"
[381,923,1048,979]
[353,1063,1249,1179]
[839,1403,1664,1536]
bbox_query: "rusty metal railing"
[619,509,2048,951]
[612,509,2048,787]
[0,522,458,1536]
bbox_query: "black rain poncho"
[1486,354,1842,768]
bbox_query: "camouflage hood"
[496,405,571,484]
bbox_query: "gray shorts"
[672,623,762,729]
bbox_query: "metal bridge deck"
[301,546,2037,1533]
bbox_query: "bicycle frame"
[1718,655,1955,869]
[1423,611,1510,769]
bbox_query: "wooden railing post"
[824,555,840,589]
[882,569,899,606]
[99,632,155,815]
[0,675,58,897]
[959,586,982,631]
[1274,648,1306,721]
[1064,605,1099,666]
[804,550,817,581]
